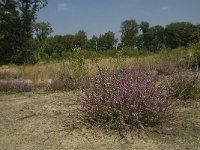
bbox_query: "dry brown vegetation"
[0,56,160,83]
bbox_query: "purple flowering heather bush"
[0,80,32,92]
[80,66,173,131]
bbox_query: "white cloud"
[161,7,169,11]
[57,3,69,12]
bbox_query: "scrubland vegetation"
[0,44,200,149]
[1,0,200,149]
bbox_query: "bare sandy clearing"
[0,92,199,150]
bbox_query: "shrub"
[160,47,188,69]
[116,47,139,58]
[186,43,200,69]
[0,80,32,92]
[48,79,76,91]
[62,48,88,80]
[80,66,172,131]
[167,43,200,70]
[156,63,176,75]
[167,71,200,100]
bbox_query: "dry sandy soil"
[0,91,200,150]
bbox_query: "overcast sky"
[37,0,200,38]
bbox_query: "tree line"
[1,0,200,64]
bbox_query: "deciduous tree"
[0,0,48,64]
[120,19,138,47]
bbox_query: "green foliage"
[50,52,61,60]
[160,43,200,69]
[116,47,139,57]
[140,21,150,34]
[0,0,48,64]
[87,32,118,51]
[186,43,200,69]
[44,35,72,58]
[165,22,196,49]
[145,25,165,52]
[69,48,88,79]
[33,22,53,40]
[1,6,200,66]
[59,47,88,80]
[42,31,88,59]
[98,31,118,51]
[0,0,21,64]
[73,30,88,49]
[190,26,200,43]
[87,35,98,51]
[120,19,138,47]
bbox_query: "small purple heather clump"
[0,80,32,92]
[80,65,172,131]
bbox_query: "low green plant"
[163,43,200,70]
[59,47,88,79]
[186,43,200,69]
[116,47,139,58]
